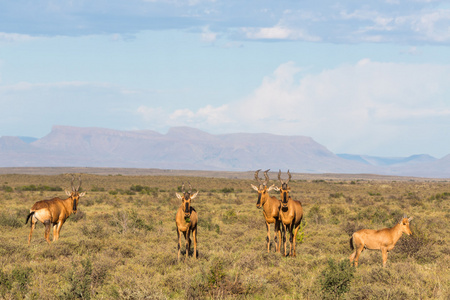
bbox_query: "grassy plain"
[0,170,448,299]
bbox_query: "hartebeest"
[276,170,303,257]
[175,183,198,262]
[25,176,86,245]
[251,169,282,253]
[349,216,413,267]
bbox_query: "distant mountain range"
[0,125,449,178]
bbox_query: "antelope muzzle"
[72,196,78,213]
[256,192,262,208]
[184,201,191,219]
[281,190,289,209]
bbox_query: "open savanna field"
[0,169,449,299]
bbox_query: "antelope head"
[251,169,276,208]
[176,183,198,221]
[64,175,86,213]
[277,170,291,208]
[399,215,413,235]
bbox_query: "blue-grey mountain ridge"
[0,125,448,178]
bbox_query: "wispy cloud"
[201,26,217,43]
[0,32,37,43]
[241,25,321,41]
[1,1,450,44]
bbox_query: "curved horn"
[188,182,192,194]
[77,175,82,192]
[181,182,185,193]
[287,170,291,184]
[263,169,270,186]
[254,169,262,184]
[71,175,75,192]
[278,170,283,183]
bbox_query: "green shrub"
[394,225,437,264]
[60,259,92,300]
[330,192,344,198]
[220,187,235,194]
[129,210,153,232]
[90,186,105,192]
[0,269,11,295]
[0,266,33,296]
[0,185,13,192]
[110,210,153,234]
[16,184,63,192]
[130,185,159,196]
[318,259,355,299]
[108,190,119,196]
[81,223,107,239]
[0,212,23,228]
[11,266,33,293]
[222,209,237,224]
[68,209,86,222]
[207,260,226,288]
[308,204,324,224]
[296,220,308,244]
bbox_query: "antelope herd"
[24,172,414,267]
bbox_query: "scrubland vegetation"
[0,172,449,299]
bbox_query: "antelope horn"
[254,169,262,184]
[278,170,283,183]
[188,182,192,194]
[71,175,75,192]
[287,170,291,184]
[263,169,270,186]
[181,183,185,193]
[77,175,82,192]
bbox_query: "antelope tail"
[349,235,354,251]
[25,212,34,225]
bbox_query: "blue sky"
[1,0,450,158]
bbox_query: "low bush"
[318,259,355,299]
[15,184,62,192]
[59,258,92,300]
[0,211,23,228]
[0,266,33,297]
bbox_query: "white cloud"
[201,26,217,43]
[0,32,38,43]
[137,104,231,131]
[135,60,450,157]
[229,60,450,156]
[241,24,321,41]
[168,104,231,126]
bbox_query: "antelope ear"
[191,191,199,199]
[251,184,259,191]
[79,192,86,197]
[176,193,183,200]
[408,216,413,222]
[267,184,277,191]
[65,189,71,196]
[272,186,280,191]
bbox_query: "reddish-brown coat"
[252,169,283,253]
[349,217,413,267]
[26,177,85,245]
[175,184,198,262]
